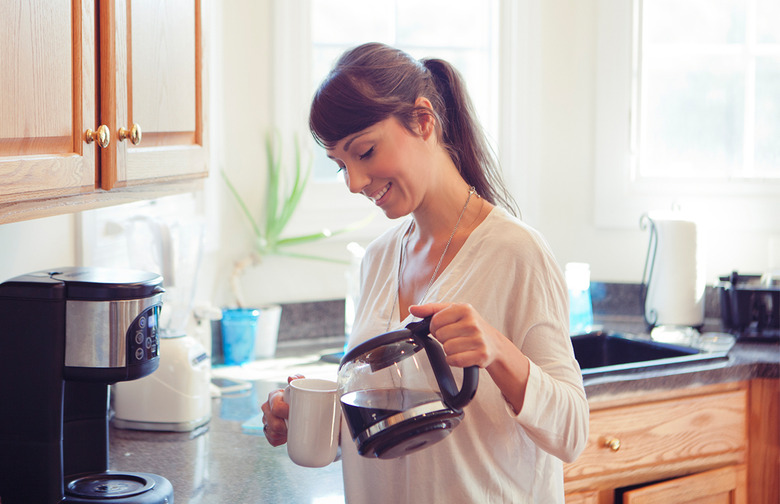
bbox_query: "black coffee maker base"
[64,472,173,504]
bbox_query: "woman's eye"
[359,146,374,160]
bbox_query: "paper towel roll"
[643,212,705,327]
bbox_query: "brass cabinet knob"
[604,438,621,452]
[85,125,110,148]
[118,123,142,145]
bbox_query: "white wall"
[1,0,776,307]
[0,214,77,282]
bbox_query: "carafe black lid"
[0,267,163,301]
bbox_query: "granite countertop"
[109,339,344,504]
[109,334,779,504]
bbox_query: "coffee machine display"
[0,267,175,504]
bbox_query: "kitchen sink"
[323,331,730,377]
[572,331,728,377]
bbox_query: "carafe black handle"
[406,316,479,412]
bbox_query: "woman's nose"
[344,165,370,194]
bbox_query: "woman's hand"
[410,302,531,414]
[260,374,304,446]
[409,303,503,369]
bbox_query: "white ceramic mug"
[283,378,340,467]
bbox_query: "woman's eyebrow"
[343,131,370,152]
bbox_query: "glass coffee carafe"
[337,317,478,459]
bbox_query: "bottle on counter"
[566,262,594,335]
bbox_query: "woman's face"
[326,116,432,220]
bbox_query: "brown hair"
[309,42,518,215]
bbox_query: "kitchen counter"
[109,337,779,504]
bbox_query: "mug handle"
[406,317,479,411]
[283,385,291,429]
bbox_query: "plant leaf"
[272,249,350,265]
[276,213,375,247]
[221,169,264,240]
[275,135,310,237]
[264,132,282,246]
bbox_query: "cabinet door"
[622,465,746,504]
[0,0,97,210]
[104,0,207,190]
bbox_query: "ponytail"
[421,59,517,215]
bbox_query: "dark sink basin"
[571,332,728,377]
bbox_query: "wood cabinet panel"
[748,379,780,504]
[565,387,747,491]
[130,0,197,133]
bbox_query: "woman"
[261,42,588,503]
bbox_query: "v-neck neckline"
[387,207,495,329]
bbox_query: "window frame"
[594,0,780,232]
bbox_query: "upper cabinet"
[0,0,208,224]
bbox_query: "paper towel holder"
[640,213,659,330]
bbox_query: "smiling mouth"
[367,183,391,204]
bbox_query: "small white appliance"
[113,333,211,431]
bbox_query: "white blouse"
[341,207,589,504]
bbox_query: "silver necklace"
[387,186,477,331]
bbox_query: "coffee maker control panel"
[129,305,161,364]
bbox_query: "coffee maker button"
[135,331,144,345]
[135,348,145,360]
[145,337,152,349]
[139,316,147,329]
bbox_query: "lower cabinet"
[619,464,746,504]
[564,381,752,504]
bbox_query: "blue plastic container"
[221,308,260,365]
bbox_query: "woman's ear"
[414,96,436,140]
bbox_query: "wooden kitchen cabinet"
[0,0,207,224]
[564,382,750,504]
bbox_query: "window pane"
[640,54,744,177]
[756,0,780,44]
[395,0,492,48]
[311,1,395,45]
[755,56,780,176]
[643,0,745,45]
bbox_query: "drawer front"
[565,389,747,481]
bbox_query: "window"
[595,0,780,231]
[638,0,780,179]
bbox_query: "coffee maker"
[0,267,175,503]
